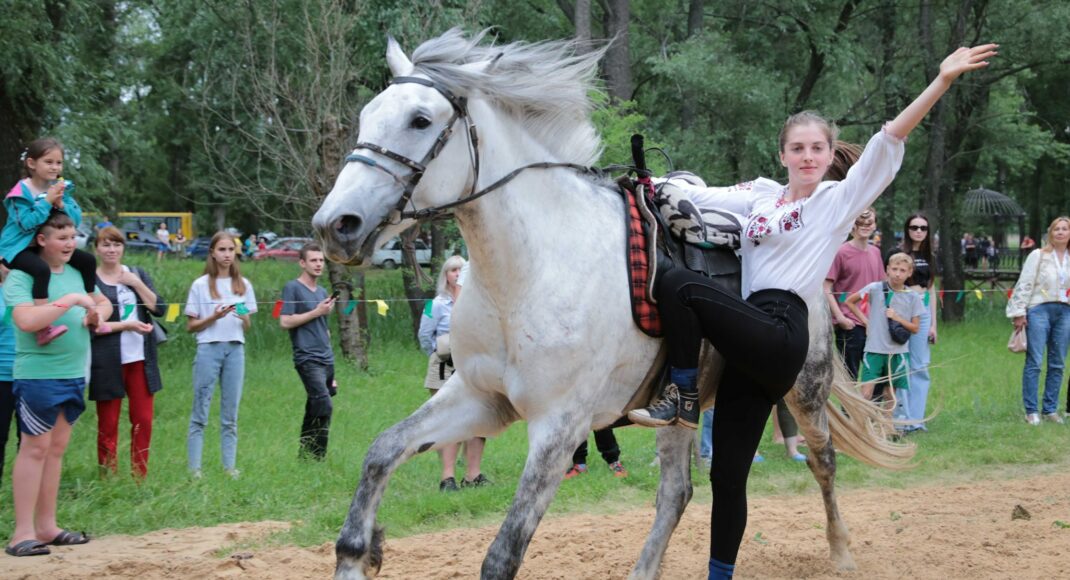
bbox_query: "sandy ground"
[3,472,1069,579]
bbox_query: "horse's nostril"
[333,215,363,241]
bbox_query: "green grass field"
[0,255,1067,548]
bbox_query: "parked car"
[253,237,313,261]
[121,229,162,254]
[371,238,432,269]
[185,237,213,259]
[75,225,91,250]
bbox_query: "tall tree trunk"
[319,113,368,363]
[575,0,591,47]
[602,0,632,101]
[328,260,368,369]
[680,0,704,129]
[401,225,434,343]
[876,0,898,258]
[920,0,974,323]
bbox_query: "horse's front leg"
[480,412,591,580]
[630,425,694,580]
[786,341,857,571]
[335,376,512,580]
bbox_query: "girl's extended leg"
[218,343,245,472]
[708,364,777,569]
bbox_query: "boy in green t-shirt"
[3,212,111,557]
[845,252,924,420]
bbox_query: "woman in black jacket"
[90,227,167,478]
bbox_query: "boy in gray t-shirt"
[845,253,924,421]
[279,243,337,459]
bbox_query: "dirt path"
[3,472,1069,579]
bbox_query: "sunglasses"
[908,225,929,232]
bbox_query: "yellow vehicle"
[87,212,194,242]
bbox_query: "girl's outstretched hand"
[939,44,998,83]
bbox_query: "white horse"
[313,29,910,580]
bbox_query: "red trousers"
[96,361,155,478]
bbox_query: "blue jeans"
[1022,303,1070,415]
[904,308,932,427]
[188,342,245,470]
[700,408,714,459]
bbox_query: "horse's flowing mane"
[410,28,605,166]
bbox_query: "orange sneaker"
[564,464,587,479]
[609,461,628,478]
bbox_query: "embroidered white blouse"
[1006,248,1070,318]
[675,129,906,305]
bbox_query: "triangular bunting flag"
[272,300,284,319]
[375,300,389,317]
[955,291,965,303]
[122,304,136,319]
[344,300,357,315]
[234,303,250,316]
[974,289,983,301]
[165,303,181,322]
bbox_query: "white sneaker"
[225,468,241,480]
[1025,413,1040,426]
[1042,413,1065,424]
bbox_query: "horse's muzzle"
[312,211,372,265]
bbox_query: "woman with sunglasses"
[894,213,937,432]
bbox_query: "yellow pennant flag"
[165,303,181,322]
[974,289,983,301]
[375,299,389,317]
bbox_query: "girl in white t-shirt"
[184,232,257,478]
[628,44,997,578]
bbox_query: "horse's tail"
[825,351,915,469]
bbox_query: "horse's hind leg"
[335,378,512,580]
[786,341,857,571]
[630,425,694,580]
[480,412,591,580]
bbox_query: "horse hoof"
[832,552,857,571]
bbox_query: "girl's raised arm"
[885,44,998,140]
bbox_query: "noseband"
[344,76,601,226]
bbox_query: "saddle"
[613,165,743,421]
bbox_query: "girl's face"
[211,239,237,269]
[779,123,833,189]
[1051,220,1070,247]
[907,218,930,244]
[96,239,126,265]
[26,148,64,181]
[446,266,461,286]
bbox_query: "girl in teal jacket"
[1,138,97,345]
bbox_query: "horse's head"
[313,29,604,265]
[313,36,483,265]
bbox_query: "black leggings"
[656,267,809,565]
[9,247,97,300]
[572,427,621,465]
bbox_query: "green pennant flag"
[1,306,12,325]
[234,303,250,316]
[344,300,357,315]
[955,291,965,303]
[423,299,434,317]
[122,304,136,319]
[837,293,847,303]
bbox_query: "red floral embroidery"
[780,207,803,232]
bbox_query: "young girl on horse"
[0,138,99,346]
[630,44,998,579]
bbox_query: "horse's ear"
[386,36,414,77]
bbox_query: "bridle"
[343,76,601,225]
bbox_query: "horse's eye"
[411,116,432,130]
